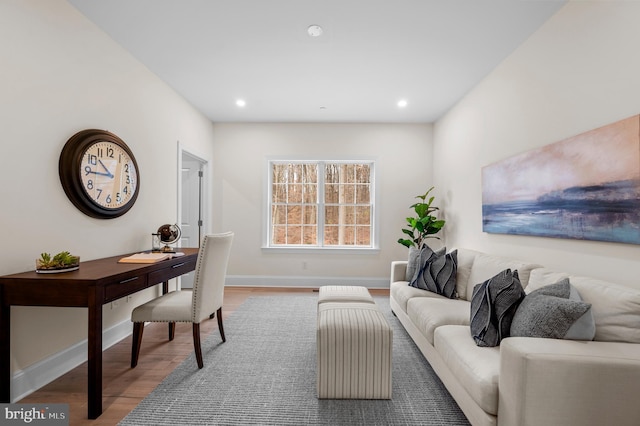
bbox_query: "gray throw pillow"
[409,245,457,299]
[470,269,525,347]
[406,247,421,282]
[510,278,595,340]
[408,245,446,284]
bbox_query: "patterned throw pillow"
[470,269,526,347]
[406,247,421,282]
[510,278,595,340]
[409,245,457,299]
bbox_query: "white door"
[180,155,205,288]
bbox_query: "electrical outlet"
[111,300,119,310]
[126,295,133,303]
[302,261,308,270]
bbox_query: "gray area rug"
[119,294,469,425]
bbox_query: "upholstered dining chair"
[130,231,234,369]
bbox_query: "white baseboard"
[225,275,389,289]
[11,319,132,402]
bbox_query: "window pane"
[325,164,340,183]
[355,185,370,203]
[325,206,339,224]
[341,184,355,204]
[287,183,302,203]
[356,164,370,183]
[272,225,286,245]
[303,226,317,244]
[288,164,302,184]
[303,205,317,224]
[344,164,356,183]
[287,226,302,244]
[272,183,286,203]
[342,226,356,245]
[324,225,338,245]
[341,206,356,224]
[272,205,287,225]
[287,205,301,224]
[272,164,287,183]
[356,226,371,245]
[355,206,370,225]
[303,164,318,183]
[303,183,317,203]
[325,184,339,203]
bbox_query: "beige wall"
[212,122,434,282]
[1,0,215,374]
[434,0,640,288]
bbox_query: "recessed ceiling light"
[307,25,323,37]
[236,99,246,108]
[397,99,408,108]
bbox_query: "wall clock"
[59,129,140,219]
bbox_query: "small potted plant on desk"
[36,251,80,273]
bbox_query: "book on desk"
[119,252,183,264]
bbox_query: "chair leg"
[216,307,226,343]
[169,322,176,341]
[131,322,144,368]
[192,323,204,369]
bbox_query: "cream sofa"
[390,248,640,426]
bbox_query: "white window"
[266,160,376,249]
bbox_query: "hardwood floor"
[18,287,389,425]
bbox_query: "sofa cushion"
[390,281,444,313]
[409,245,458,299]
[452,248,481,301]
[511,279,595,340]
[528,268,640,343]
[470,269,526,347]
[407,297,470,345]
[465,252,541,301]
[434,325,500,415]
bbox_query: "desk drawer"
[105,274,148,302]
[148,258,197,285]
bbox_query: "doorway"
[178,147,208,288]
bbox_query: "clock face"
[59,129,140,219]
[79,141,138,209]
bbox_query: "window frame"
[263,157,379,253]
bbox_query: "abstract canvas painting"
[482,115,640,244]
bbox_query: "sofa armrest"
[499,337,640,426]
[390,261,408,285]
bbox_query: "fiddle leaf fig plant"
[397,187,446,249]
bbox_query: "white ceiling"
[68,0,566,123]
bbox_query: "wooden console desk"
[0,247,198,419]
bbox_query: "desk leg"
[162,281,171,339]
[0,301,10,403]
[87,291,103,419]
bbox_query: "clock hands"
[84,160,114,178]
[98,159,114,178]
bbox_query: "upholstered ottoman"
[316,286,392,400]
[318,285,375,304]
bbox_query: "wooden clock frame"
[59,129,140,219]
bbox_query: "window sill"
[261,246,380,255]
